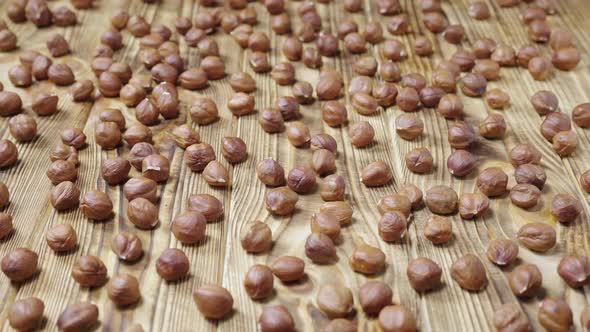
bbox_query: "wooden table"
[0,0,589,330]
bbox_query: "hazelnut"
[0,212,13,240]
[431,69,457,93]
[510,184,542,209]
[111,232,143,262]
[491,45,517,66]
[378,211,407,242]
[70,80,95,102]
[190,97,218,125]
[473,60,501,81]
[129,143,158,171]
[572,103,590,128]
[187,194,224,222]
[46,160,77,185]
[451,48,477,71]
[353,56,377,76]
[270,63,296,86]
[32,93,58,116]
[0,139,18,168]
[8,114,37,142]
[170,125,200,150]
[541,112,571,141]
[243,264,274,300]
[373,82,398,107]
[265,187,298,215]
[399,184,423,209]
[57,303,99,332]
[358,281,393,316]
[320,175,346,202]
[257,159,285,186]
[141,154,169,183]
[414,36,433,56]
[311,213,340,241]
[379,61,401,82]
[538,297,573,332]
[111,10,129,30]
[382,39,407,61]
[361,161,392,187]
[156,248,189,281]
[1,248,37,282]
[320,201,353,226]
[395,114,424,140]
[311,134,337,153]
[552,47,581,71]
[405,147,434,174]
[517,45,540,68]
[127,197,159,229]
[287,166,316,194]
[201,55,225,79]
[407,257,442,292]
[61,128,86,149]
[170,210,206,244]
[95,121,122,150]
[275,96,301,121]
[316,70,343,100]
[460,73,487,97]
[259,305,295,332]
[0,91,23,117]
[378,305,417,332]
[311,149,336,176]
[479,113,507,139]
[322,101,348,127]
[107,273,140,307]
[517,222,556,252]
[72,255,107,287]
[515,163,547,189]
[468,2,490,20]
[305,232,336,264]
[551,193,582,223]
[349,243,385,275]
[396,87,420,112]
[228,92,255,116]
[459,193,490,219]
[193,285,233,319]
[424,215,452,244]
[425,185,458,215]
[316,33,339,57]
[8,65,32,87]
[202,161,230,187]
[451,254,487,291]
[349,121,374,148]
[46,33,70,57]
[487,239,519,266]
[316,283,353,318]
[377,194,411,217]
[286,122,311,147]
[0,30,17,51]
[50,181,80,211]
[511,143,539,165]
[509,263,542,298]
[241,221,272,253]
[270,256,304,282]
[80,190,113,220]
[581,170,590,193]
[292,81,314,105]
[46,223,77,252]
[185,143,216,172]
[528,56,552,80]
[8,297,44,331]
[553,130,577,157]
[556,255,590,289]
[476,167,508,197]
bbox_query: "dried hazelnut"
[322,101,347,127]
[156,248,189,281]
[553,130,577,157]
[459,193,490,219]
[379,61,401,82]
[432,69,457,93]
[31,92,58,116]
[550,28,573,51]
[316,284,353,318]
[292,81,314,105]
[311,149,336,176]
[460,73,487,97]
[57,303,98,332]
[358,281,392,316]
[60,128,86,149]
[476,167,508,197]
[107,273,140,307]
[425,185,458,215]
[364,22,384,44]
[509,184,541,209]
[0,139,18,168]
[451,254,487,291]
[128,143,158,171]
[311,213,340,241]
[469,2,490,20]
[487,239,519,266]
[316,70,343,100]
[1,248,38,282]
[451,48,476,71]
[509,263,542,298]
[424,215,452,244]
[0,91,23,117]
[377,194,411,217]
[395,114,423,140]
[127,197,159,229]
[320,175,345,202]
[94,121,122,150]
[275,96,300,121]
[202,161,230,187]
[287,166,316,194]
[361,161,392,187]
[414,36,433,56]
[448,121,476,149]
[228,92,255,116]
[190,96,218,125]
[72,255,107,287]
[572,103,590,128]
[111,10,129,30]
[8,114,36,142]
[378,211,407,242]
[581,170,590,193]
[556,255,590,288]
[541,112,571,141]
[396,87,420,112]
[405,147,434,174]
[551,193,581,223]
[538,297,573,332]
[70,80,95,102]
[8,297,44,331]
[270,256,305,282]
[46,160,77,185]
[265,186,298,215]
[517,45,540,68]
[406,257,442,292]
[243,264,274,300]
[509,143,541,166]
[111,232,143,262]
[123,124,153,147]
[382,39,407,61]
[517,222,556,252]
[257,159,285,187]
[479,113,507,139]
[46,223,77,252]
[378,305,417,332]
[349,243,385,274]
[50,181,80,211]
[193,285,233,319]
[349,121,374,148]
[286,122,311,147]
[0,30,17,51]
[552,47,581,71]
[80,190,113,220]
[305,232,336,264]
[8,65,32,87]
[171,210,206,244]
[311,134,337,153]
[491,45,517,66]
[0,213,12,240]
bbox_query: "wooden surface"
[0,0,590,331]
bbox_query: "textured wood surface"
[0,0,590,331]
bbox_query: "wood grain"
[0,0,590,331]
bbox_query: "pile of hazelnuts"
[1,0,590,330]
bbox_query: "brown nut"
[459,193,490,219]
[243,264,274,300]
[361,161,392,187]
[509,263,542,298]
[142,154,170,183]
[185,143,216,172]
[187,194,223,222]
[378,305,417,332]
[405,147,434,174]
[50,181,80,211]
[46,223,77,252]
[32,93,58,116]
[270,256,305,282]
[541,112,571,141]
[358,281,393,316]
[572,103,590,128]
[424,216,452,245]
[0,212,13,240]
[190,96,218,125]
[171,211,206,244]
[479,113,507,139]
[316,283,353,318]
[193,285,234,319]
[531,90,559,115]
[311,213,341,241]
[378,211,407,242]
[396,87,420,112]
[70,80,95,102]
[107,273,140,307]
[95,121,122,150]
[349,121,375,148]
[8,113,36,142]
[71,255,107,287]
[319,201,353,226]
[292,81,314,105]
[0,91,23,117]
[1,248,38,282]
[517,222,556,252]
[8,297,45,331]
[487,238,519,266]
[311,134,337,154]
[557,255,590,289]
[581,170,590,194]
[425,185,458,215]
[80,190,113,220]
[228,92,255,116]
[127,197,159,229]
[57,302,99,332]
[553,130,577,157]
[265,186,298,215]
[322,101,347,127]
[316,70,343,100]
[552,47,581,71]
[258,305,294,332]
[287,166,316,194]
[510,184,541,209]
[395,114,424,140]
[551,193,582,223]
[241,221,272,253]
[256,159,285,187]
[476,167,508,197]
[46,160,77,185]
[320,175,345,201]
[377,194,411,217]
[538,297,573,332]
[8,65,32,87]
[0,139,18,168]
[349,243,385,275]
[202,161,230,187]
[311,149,336,176]
[399,184,422,209]
[305,232,336,264]
[156,248,189,281]
[286,122,311,147]
[437,94,463,119]
[510,143,542,166]
[270,63,296,86]
[451,254,487,291]
[111,232,143,262]
[407,257,442,292]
